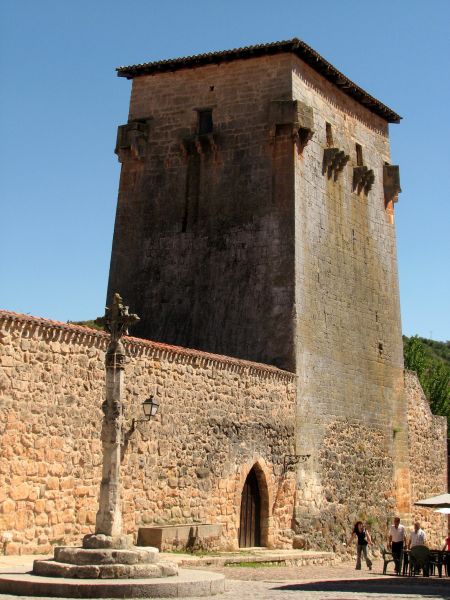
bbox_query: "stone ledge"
[0,569,225,597]
[162,549,335,567]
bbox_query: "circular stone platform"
[0,568,225,598]
[32,543,177,580]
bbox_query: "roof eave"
[116,39,401,124]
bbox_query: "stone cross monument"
[32,293,179,580]
[94,293,139,539]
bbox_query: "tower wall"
[108,48,413,542]
[289,55,410,540]
[108,55,296,370]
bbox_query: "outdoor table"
[430,550,449,577]
[402,549,449,577]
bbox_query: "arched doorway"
[239,466,266,547]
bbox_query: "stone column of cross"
[94,293,139,537]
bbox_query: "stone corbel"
[181,133,218,158]
[115,120,151,163]
[322,148,350,181]
[195,138,204,156]
[352,166,375,194]
[179,140,190,161]
[293,127,314,153]
[383,165,401,207]
[269,100,314,151]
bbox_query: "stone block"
[10,483,30,501]
[137,524,222,551]
[1,499,16,514]
[82,533,133,549]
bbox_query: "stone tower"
[108,39,411,526]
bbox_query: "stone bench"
[137,524,222,552]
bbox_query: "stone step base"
[0,568,225,598]
[33,559,178,579]
[54,546,159,566]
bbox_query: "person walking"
[388,516,406,575]
[348,521,373,570]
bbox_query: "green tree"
[404,336,428,379]
[427,362,450,418]
[404,335,450,428]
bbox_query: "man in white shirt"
[409,522,426,548]
[388,517,406,574]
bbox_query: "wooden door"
[239,468,261,547]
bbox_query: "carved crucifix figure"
[94,294,139,537]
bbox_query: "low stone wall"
[406,370,448,547]
[0,311,296,554]
[1,310,447,556]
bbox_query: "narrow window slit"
[197,109,213,135]
[326,122,333,146]
[356,143,363,166]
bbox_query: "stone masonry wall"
[406,370,448,548]
[0,311,296,555]
[108,53,296,370]
[290,54,411,542]
[294,420,396,553]
[107,49,412,546]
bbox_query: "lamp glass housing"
[142,396,159,419]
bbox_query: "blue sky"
[1,0,449,341]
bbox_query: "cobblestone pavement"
[0,560,448,600]
[181,559,450,600]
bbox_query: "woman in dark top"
[348,521,373,570]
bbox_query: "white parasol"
[414,493,450,509]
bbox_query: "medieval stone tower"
[0,41,446,558]
[108,39,411,533]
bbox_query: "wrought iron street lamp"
[132,395,159,429]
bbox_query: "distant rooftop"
[117,38,401,124]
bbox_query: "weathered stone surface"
[108,54,298,372]
[0,568,224,597]
[0,45,446,556]
[406,370,448,546]
[54,546,159,565]
[32,558,178,579]
[102,47,445,558]
[0,307,447,554]
[0,311,296,554]
[82,534,133,549]
[137,524,222,551]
